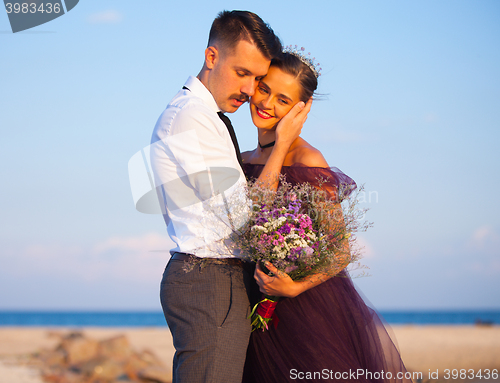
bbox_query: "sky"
[1,0,499,311]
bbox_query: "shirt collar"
[183,76,220,113]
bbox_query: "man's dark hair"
[208,10,282,60]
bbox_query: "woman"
[241,50,411,383]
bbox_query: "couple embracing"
[150,10,409,383]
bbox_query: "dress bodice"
[242,163,357,199]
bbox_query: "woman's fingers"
[254,261,298,296]
[254,262,274,284]
[263,261,279,274]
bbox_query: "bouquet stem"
[250,295,279,331]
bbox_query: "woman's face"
[249,66,302,131]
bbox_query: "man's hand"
[254,261,302,298]
[275,97,312,147]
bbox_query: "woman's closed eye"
[258,86,269,94]
[278,98,289,105]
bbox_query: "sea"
[0,310,499,327]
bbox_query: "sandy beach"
[0,325,499,382]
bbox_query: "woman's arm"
[254,261,329,298]
[254,144,351,298]
[254,99,312,190]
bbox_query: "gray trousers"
[160,258,253,383]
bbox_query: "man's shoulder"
[153,91,220,139]
[171,82,218,114]
[165,94,216,125]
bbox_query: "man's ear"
[204,46,218,70]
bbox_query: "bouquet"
[233,176,369,331]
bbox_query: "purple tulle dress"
[242,163,410,383]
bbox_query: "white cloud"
[469,258,500,276]
[92,233,171,255]
[87,10,123,24]
[472,225,498,242]
[464,225,500,276]
[355,235,375,259]
[470,225,499,252]
[2,233,174,284]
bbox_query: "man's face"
[207,39,271,113]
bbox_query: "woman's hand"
[256,97,313,190]
[274,97,312,148]
[254,260,333,298]
[254,261,302,298]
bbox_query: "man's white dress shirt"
[150,76,248,258]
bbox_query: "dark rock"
[98,335,132,360]
[26,332,171,383]
[59,335,99,365]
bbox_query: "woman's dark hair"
[208,10,282,60]
[270,52,318,103]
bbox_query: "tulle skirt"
[242,271,410,383]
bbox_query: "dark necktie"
[217,111,244,171]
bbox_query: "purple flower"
[287,247,302,261]
[288,201,301,214]
[278,223,291,235]
[274,259,288,269]
[256,217,268,226]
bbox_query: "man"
[150,10,311,383]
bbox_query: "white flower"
[306,232,317,240]
[272,246,287,259]
[252,225,268,233]
[292,238,308,248]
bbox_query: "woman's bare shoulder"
[241,150,254,164]
[287,138,329,168]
